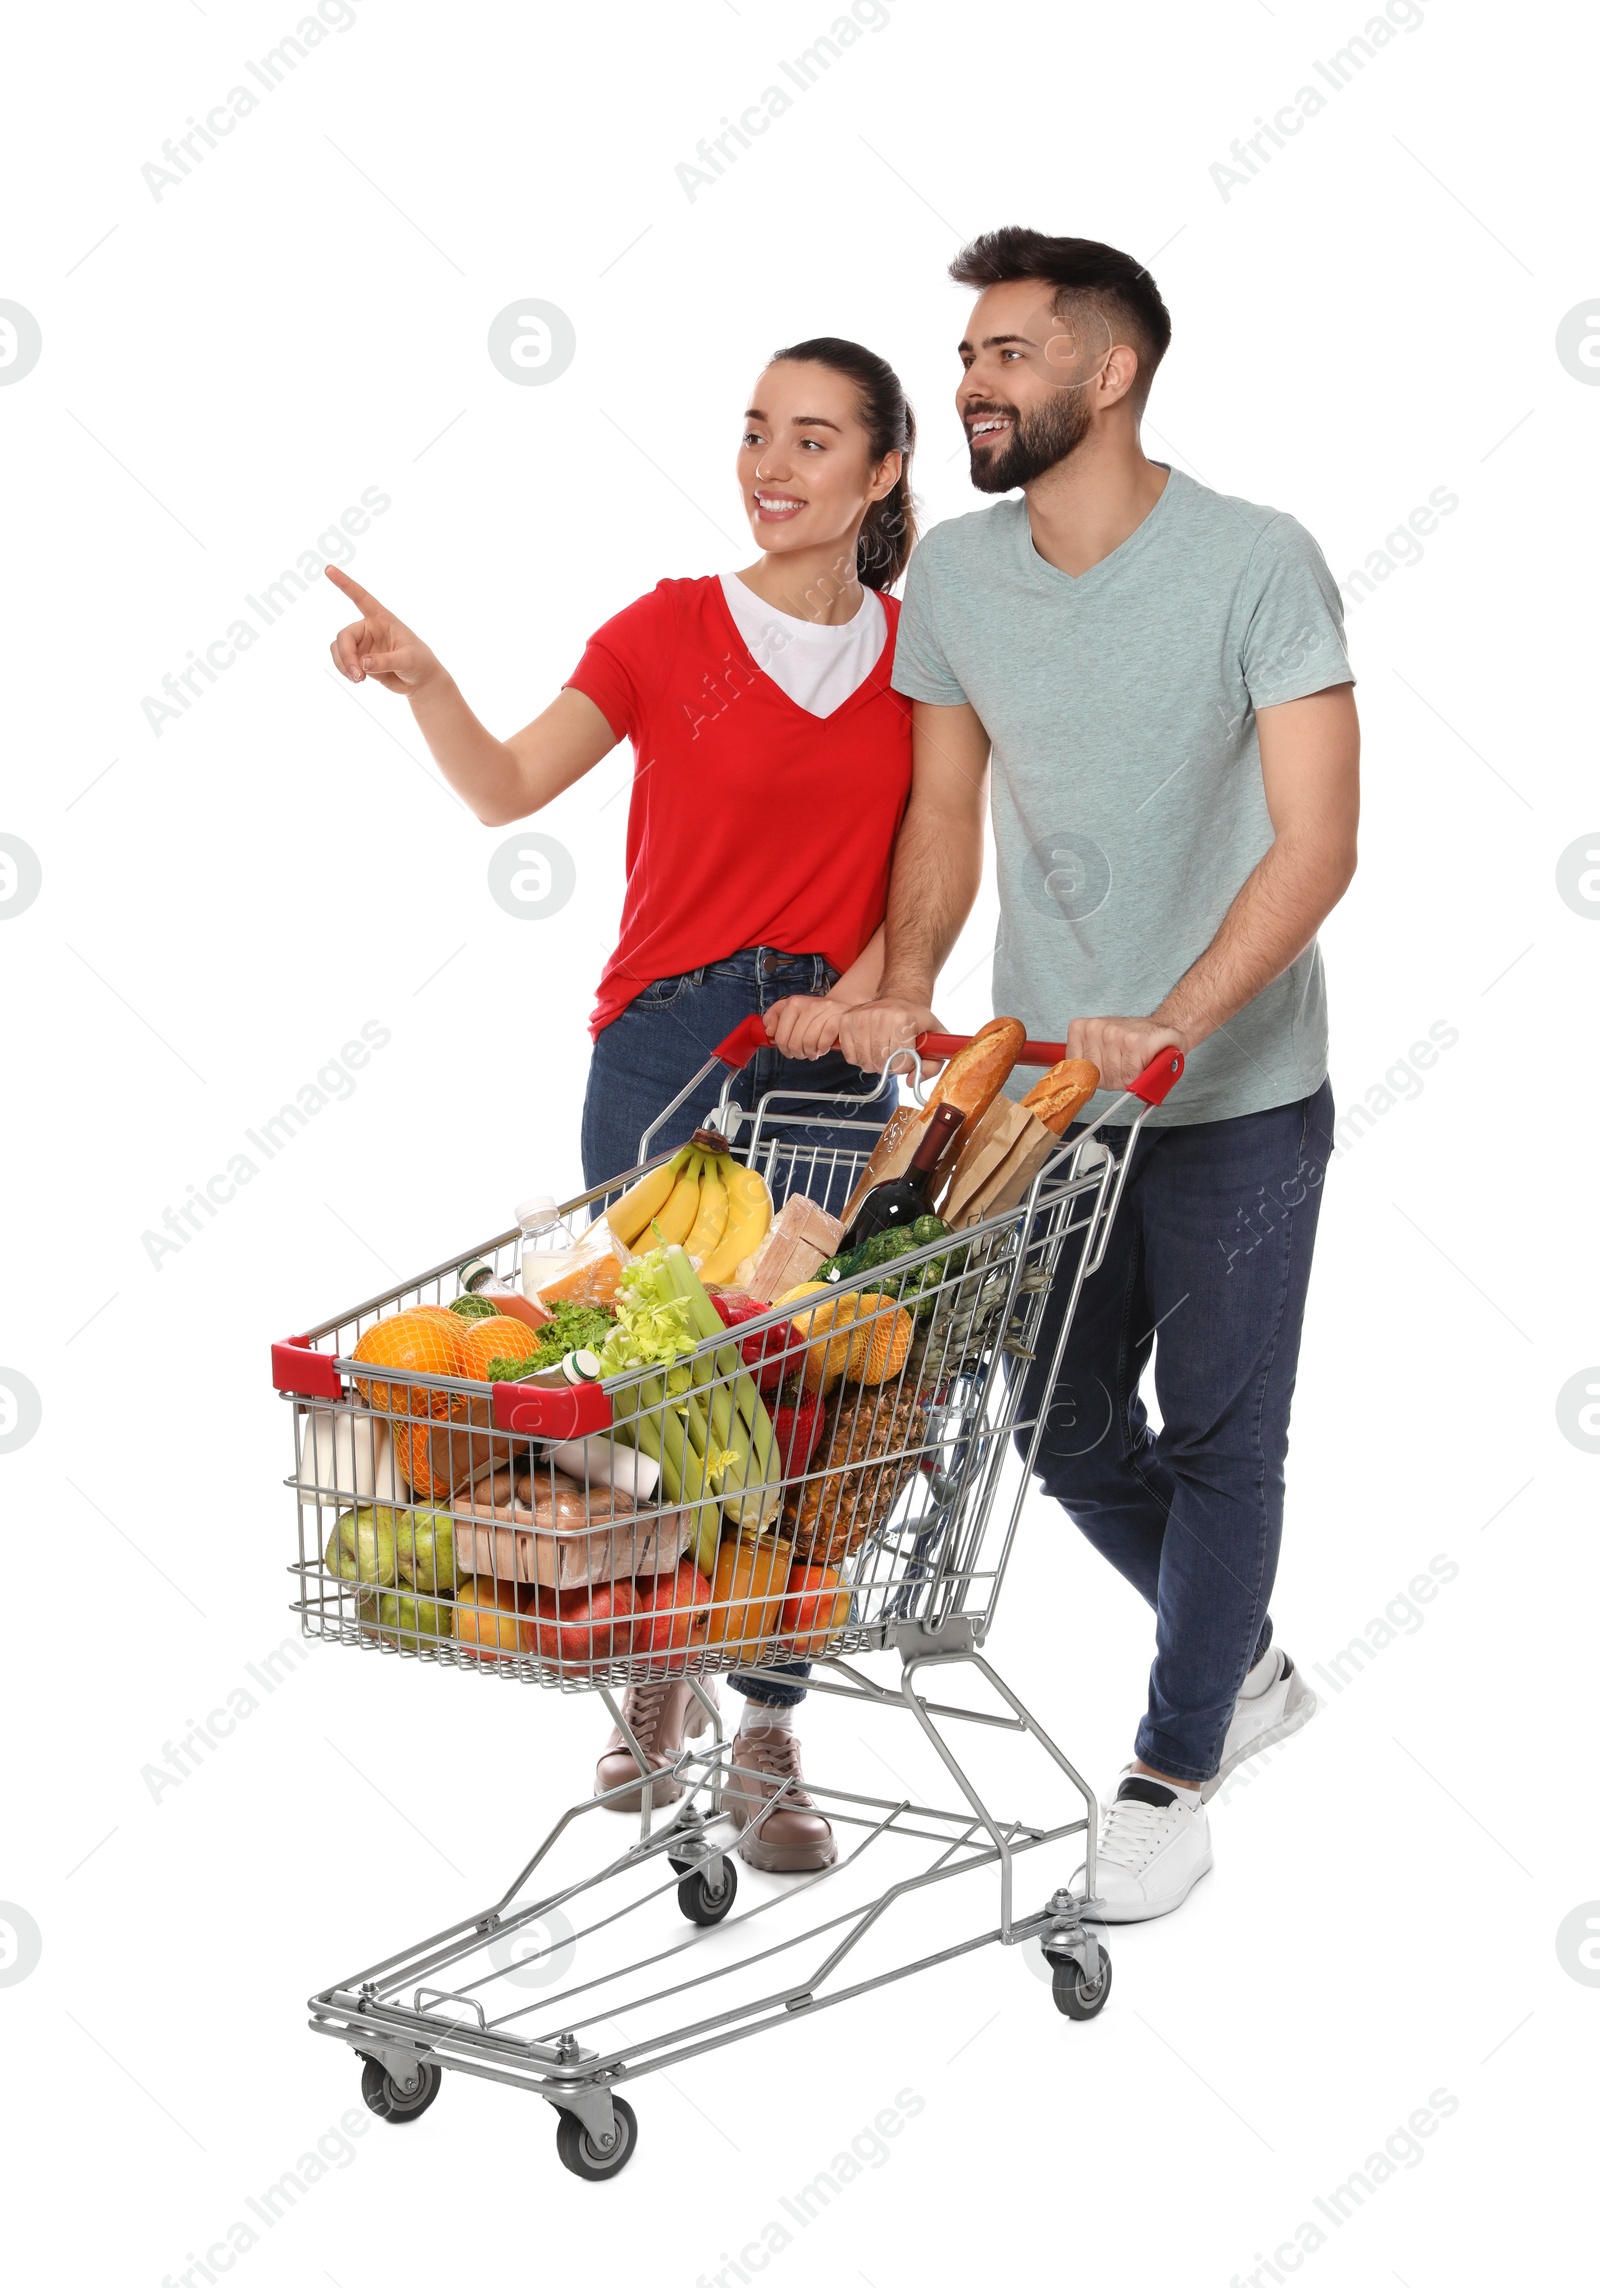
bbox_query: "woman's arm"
[326,566,619,825]
[765,926,897,1060]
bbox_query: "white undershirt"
[719,572,887,720]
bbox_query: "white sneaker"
[1081,1768,1213,1923]
[1200,1646,1317,1803]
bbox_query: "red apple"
[521,1579,636,1669]
[777,1564,851,1656]
[631,1559,713,1659]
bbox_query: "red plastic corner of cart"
[710,1012,772,1068]
[271,1337,343,1402]
[1128,1048,1185,1106]
[491,1379,614,1440]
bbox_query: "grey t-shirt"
[892,468,1354,1126]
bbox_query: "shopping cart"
[276,1019,1182,2178]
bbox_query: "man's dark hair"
[949,229,1172,403]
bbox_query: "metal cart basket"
[275,1020,1182,2177]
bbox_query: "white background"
[2,0,1595,2280]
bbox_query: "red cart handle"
[272,1335,343,1401]
[709,1017,1183,1106]
[712,1013,780,1066]
[491,1379,614,1441]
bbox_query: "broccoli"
[820,1243,873,1284]
[857,1230,907,1268]
[485,1300,617,1378]
[822,1218,951,1291]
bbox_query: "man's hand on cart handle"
[326,566,445,697]
[837,992,940,1077]
[1065,1016,1190,1092]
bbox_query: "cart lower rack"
[278,1025,1182,2176]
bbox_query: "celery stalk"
[661,1245,782,1528]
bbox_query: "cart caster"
[358,2052,442,2122]
[555,2095,638,2180]
[1049,1945,1112,2021]
[675,1857,737,1925]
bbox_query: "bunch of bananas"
[607,1129,772,1284]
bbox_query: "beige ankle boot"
[595,1677,718,1812]
[724,1727,837,1872]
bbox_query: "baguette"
[1020,1057,1100,1135]
[926,1016,1026,1138]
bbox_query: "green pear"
[324,1506,398,1586]
[377,1590,453,1644]
[393,1506,460,1597]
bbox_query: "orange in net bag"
[352,1307,472,1418]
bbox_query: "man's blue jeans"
[581,947,893,1709]
[1018,1080,1334,1782]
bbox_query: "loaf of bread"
[1020,1057,1100,1134]
[742,1193,844,1303]
[926,1017,1026,1139]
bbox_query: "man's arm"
[1068,682,1360,1087]
[836,701,991,1072]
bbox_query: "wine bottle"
[840,1102,966,1250]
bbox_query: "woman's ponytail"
[770,336,918,591]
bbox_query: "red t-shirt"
[566,577,913,1037]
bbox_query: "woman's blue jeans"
[581,947,893,1708]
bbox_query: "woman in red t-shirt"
[326,338,918,1876]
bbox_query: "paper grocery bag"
[838,1104,928,1229]
[940,1098,1062,1227]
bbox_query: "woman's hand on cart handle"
[1065,1015,1190,1093]
[764,995,844,1061]
[326,566,444,696]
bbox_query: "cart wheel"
[1050,1945,1112,2021]
[555,2095,638,2180]
[676,1859,737,1925]
[359,2052,442,2122]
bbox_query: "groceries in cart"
[295,1022,1107,1685]
[288,1024,1197,2179]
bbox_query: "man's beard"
[967,390,1092,492]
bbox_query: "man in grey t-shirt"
[840,229,1359,1924]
